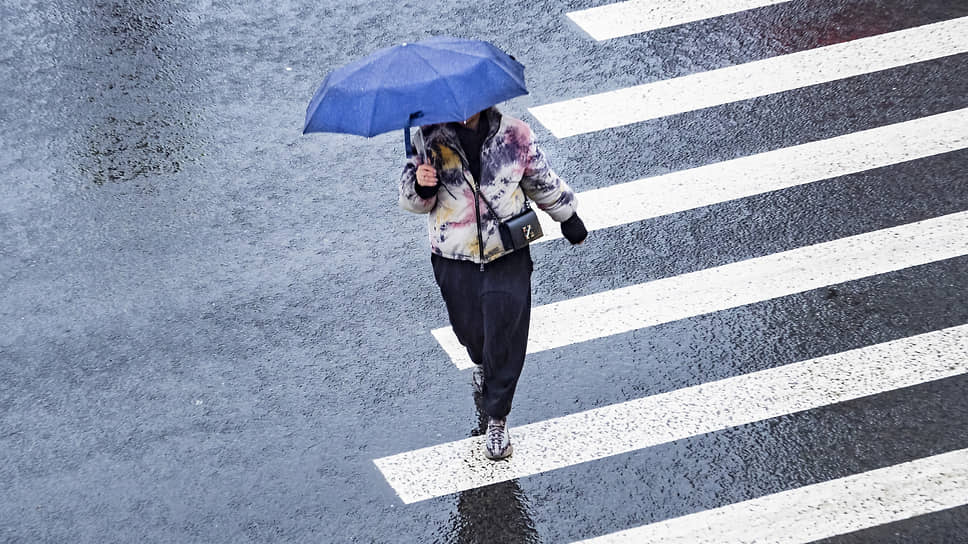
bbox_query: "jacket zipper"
[472,180,485,271]
[454,114,498,272]
[473,124,498,272]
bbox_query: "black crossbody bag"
[466,178,543,251]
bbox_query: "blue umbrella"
[302,36,527,156]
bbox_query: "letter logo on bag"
[522,225,534,240]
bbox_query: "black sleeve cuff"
[560,212,588,245]
[414,180,439,199]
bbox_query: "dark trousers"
[432,248,533,419]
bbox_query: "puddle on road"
[58,1,208,185]
[435,390,541,544]
[439,480,540,544]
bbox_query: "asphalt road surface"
[2,0,967,542]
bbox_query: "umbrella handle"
[404,111,424,159]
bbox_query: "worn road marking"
[573,447,968,543]
[530,17,968,137]
[437,212,968,369]
[376,324,968,503]
[534,108,968,243]
[567,0,793,40]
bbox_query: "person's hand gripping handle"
[416,163,438,187]
[413,126,438,188]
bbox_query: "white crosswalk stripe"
[567,0,793,41]
[533,108,968,243]
[376,324,968,504]
[436,211,968,369]
[573,447,968,544]
[384,5,968,539]
[529,17,968,138]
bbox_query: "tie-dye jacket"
[398,108,577,264]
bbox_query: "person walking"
[399,106,587,460]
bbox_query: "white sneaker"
[484,417,512,460]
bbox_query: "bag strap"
[463,176,530,222]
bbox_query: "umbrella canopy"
[303,37,527,152]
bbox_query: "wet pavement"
[2,0,967,542]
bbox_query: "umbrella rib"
[408,46,466,119]
[421,43,520,78]
[364,53,394,136]
[451,50,526,93]
[414,43,526,110]
[304,80,328,133]
[328,45,396,88]
[366,87,380,137]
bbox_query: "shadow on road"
[436,390,541,544]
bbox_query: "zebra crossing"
[436,211,967,369]
[382,1,968,541]
[566,0,796,40]
[530,16,968,138]
[575,447,968,543]
[378,324,968,504]
[531,108,968,244]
